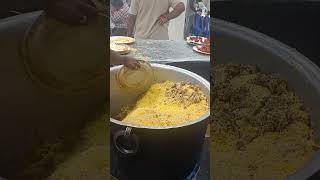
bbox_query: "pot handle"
[113,127,139,155]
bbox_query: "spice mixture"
[211,64,318,180]
[118,81,209,127]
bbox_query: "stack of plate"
[186,36,210,55]
[110,36,135,54]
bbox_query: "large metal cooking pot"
[213,18,320,180]
[110,64,210,180]
[0,11,106,178]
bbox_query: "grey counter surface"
[126,40,210,64]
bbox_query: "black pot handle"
[113,127,139,155]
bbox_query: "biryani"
[211,64,318,180]
[117,81,209,127]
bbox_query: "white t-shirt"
[129,0,182,40]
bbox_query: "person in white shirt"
[127,0,185,40]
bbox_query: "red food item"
[190,36,197,41]
[198,45,210,53]
[189,36,210,45]
[203,38,210,44]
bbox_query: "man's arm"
[189,0,196,13]
[157,2,185,25]
[127,0,138,37]
[110,50,140,69]
[110,50,125,65]
[127,14,136,37]
[167,2,185,20]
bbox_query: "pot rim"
[110,63,210,130]
[213,18,320,87]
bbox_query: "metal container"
[0,11,106,178]
[110,64,210,180]
[213,18,320,180]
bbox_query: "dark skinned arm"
[167,2,185,20]
[157,2,185,25]
[127,14,136,37]
[190,0,197,13]
[110,50,140,69]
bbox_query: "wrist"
[165,13,172,21]
[119,56,128,64]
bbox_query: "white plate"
[110,36,135,44]
[186,36,209,45]
[193,45,210,55]
[110,43,131,54]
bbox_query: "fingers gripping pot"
[110,64,210,180]
[116,60,155,91]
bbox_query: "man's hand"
[43,0,100,26]
[127,14,136,37]
[110,50,140,69]
[157,14,169,25]
[122,57,141,70]
[156,2,185,26]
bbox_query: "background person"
[184,0,197,39]
[127,0,185,40]
[126,0,131,6]
[111,0,130,36]
[196,0,208,15]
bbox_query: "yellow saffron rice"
[120,81,209,127]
